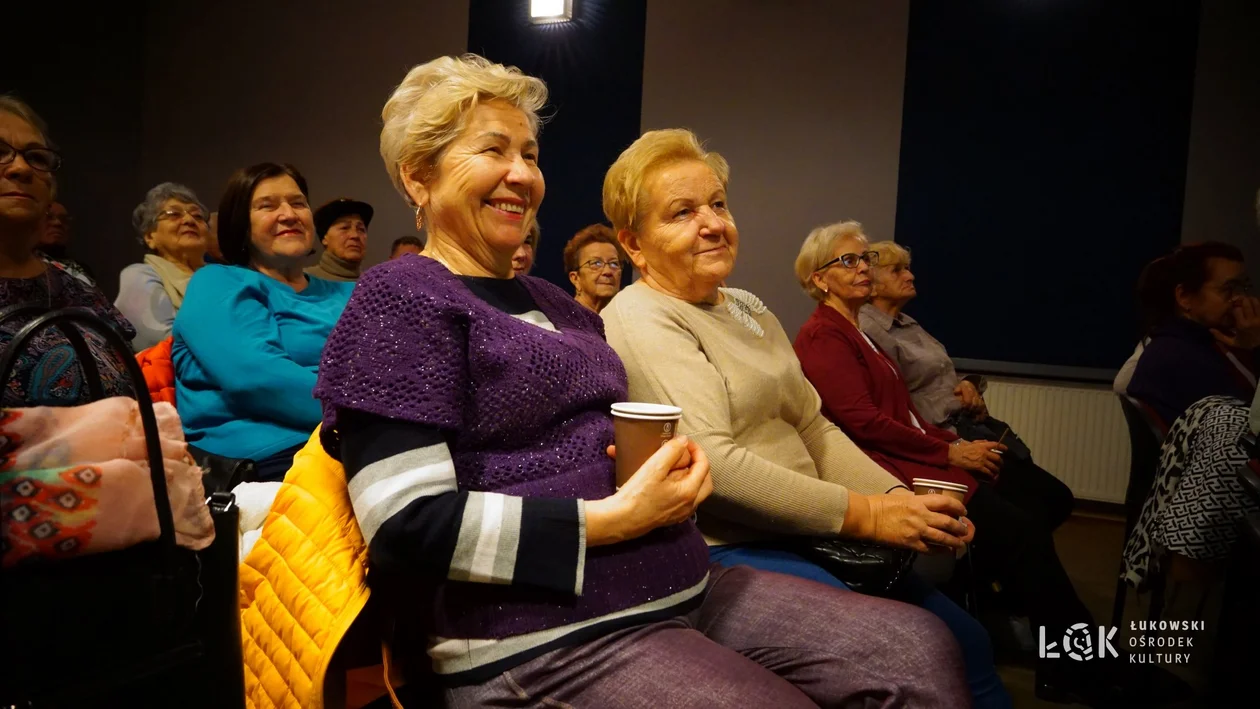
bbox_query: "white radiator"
[980,377,1129,504]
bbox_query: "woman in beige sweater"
[600,129,1011,709]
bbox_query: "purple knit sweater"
[315,256,710,639]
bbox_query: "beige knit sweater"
[602,282,905,546]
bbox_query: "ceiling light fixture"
[530,0,573,24]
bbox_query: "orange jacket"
[136,336,176,407]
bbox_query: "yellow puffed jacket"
[238,428,390,708]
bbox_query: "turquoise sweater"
[173,265,353,460]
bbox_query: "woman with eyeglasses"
[792,221,1121,705]
[0,95,136,406]
[115,183,211,350]
[172,163,353,480]
[1126,242,1260,427]
[563,223,625,313]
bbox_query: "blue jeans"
[709,544,1012,709]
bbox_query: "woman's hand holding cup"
[848,492,969,554]
[587,436,711,546]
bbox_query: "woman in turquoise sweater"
[173,163,353,480]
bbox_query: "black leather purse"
[189,444,257,493]
[789,538,916,596]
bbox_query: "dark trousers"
[252,442,304,483]
[992,456,1075,532]
[953,412,1076,532]
[966,483,1093,637]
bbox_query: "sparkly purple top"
[315,256,709,639]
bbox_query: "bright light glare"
[530,0,567,19]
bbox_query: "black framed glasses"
[817,251,879,271]
[0,141,62,173]
[581,258,623,271]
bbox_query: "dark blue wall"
[468,0,646,290]
[894,0,1201,370]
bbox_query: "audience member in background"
[0,95,135,406]
[860,238,1074,531]
[389,234,424,259]
[511,218,538,275]
[316,55,967,708]
[792,222,1140,704]
[173,163,353,481]
[305,198,371,282]
[564,223,624,313]
[35,201,96,285]
[205,211,225,263]
[600,128,990,707]
[1127,242,1260,426]
[115,182,210,351]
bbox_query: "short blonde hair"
[602,129,730,233]
[793,220,868,302]
[380,54,548,205]
[869,240,911,270]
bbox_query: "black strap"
[0,307,177,564]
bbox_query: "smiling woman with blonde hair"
[308,58,969,708]
[601,127,982,707]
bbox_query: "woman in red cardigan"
[791,221,1123,705]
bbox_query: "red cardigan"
[794,304,977,501]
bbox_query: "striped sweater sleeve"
[338,409,588,595]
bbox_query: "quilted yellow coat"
[239,428,387,708]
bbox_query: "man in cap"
[306,198,373,282]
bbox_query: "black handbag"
[190,444,257,493]
[789,538,916,596]
[0,306,244,708]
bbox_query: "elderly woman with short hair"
[600,128,994,707]
[173,163,353,481]
[115,182,210,350]
[564,223,624,312]
[0,95,136,406]
[314,55,966,708]
[859,240,1074,532]
[793,224,1114,703]
[511,217,539,275]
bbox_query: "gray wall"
[141,0,470,271]
[640,0,911,337]
[8,9,148,297]
[1181,0,1260,272]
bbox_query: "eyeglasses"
[1222,279,1253,298]
[581,258,623,271]
[157,208,208,224]
[1,141,62,173]
[817,251,879,271]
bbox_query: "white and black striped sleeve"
[338,409,588,595]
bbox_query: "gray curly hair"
[132,182,208,247]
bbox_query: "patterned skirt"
[1122,395,1256,588]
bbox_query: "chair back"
[1117,393,1167,536]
